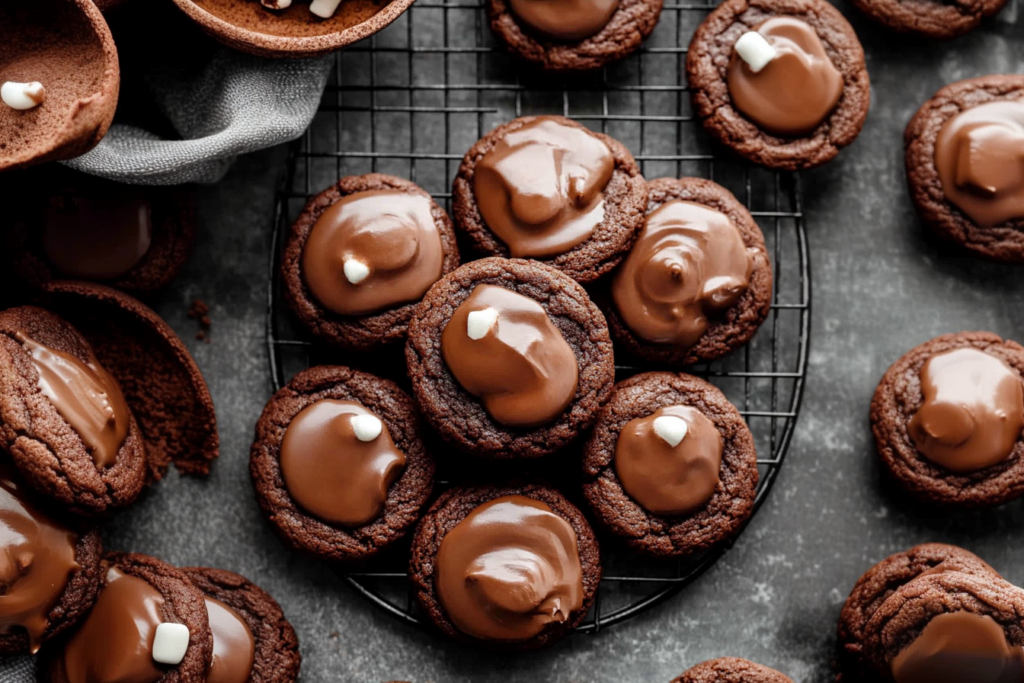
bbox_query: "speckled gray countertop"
[97,3,1024,681]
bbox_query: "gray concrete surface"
[99,3,1024,682]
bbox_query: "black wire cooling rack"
[267,0,811,635]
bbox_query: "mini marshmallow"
[466,307,499,341]
[261,0,292,7]
[343,258,370,285]
[152,623,190,666]
[1,82,45,111]
[310,0,343,18]
[734,32,777,73]
[653,415,689,448]
[351,414,383,442]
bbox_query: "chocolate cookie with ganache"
[409,484,600,649]
[851,0,1008,40]
[603,177,772,366]
[406,257,616,459]
[452,116,647,283]
[673,658,794,683]
[582,372,758,557]
[905,76,1024,262]
[282,173,460,351]
[836,543,1002,682]
[871,332,1024,508]
[43,552,213,683]
[0,463,103,656]
[488,0,663,71]
[687,0,870,170]
[182,567,301,683]
[250,365,434,563]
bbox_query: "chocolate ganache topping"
[0,464,78,653]
[204,596,255,683]
[614,405,723,516]
[51,566,166,683]
[891,612,1024,683]
[280,399,406,527]
[441,284,579,428]
[474,118,615,258]
[908,348,1024,473]
[41,194,153,281]
[508,0,619,41]
[15,332,130,469]
[727,17,844,137]
[435,495,584,642]
[302,189,444,316]
[611,200,755,348]
[935,100,1024,228]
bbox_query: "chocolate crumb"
[188,298,212,343]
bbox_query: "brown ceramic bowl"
[170,0,416,59]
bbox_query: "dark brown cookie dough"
[836,543,1000,682]
[686,0,870,170]
[871,331,1024,508]
[452,116,648,283]
[905,76,1024,262]
[673,657,794,683]
[0,306,148,516]
[405,257,616,459]
[182,567,301,683]
[851,0,1008,40]
[601,177,773,366]
[250,365,435,563]
[409,483,601,649]
[282,173,460,351]
[582,372,759,557]
[487,0,663,71]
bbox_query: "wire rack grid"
[267,0,811,635]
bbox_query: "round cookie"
[582,372,759,557]
[487,0,663,72]
[871,331,1024,508]
[905,76,1024,262]
[601,177,773,366]
[405,257,616,459]
[408,484,601,649]
[452,116,648,283]
[686,0,871,170]
[250,365,434,563]
[851,0,1008,40]
[281,173,460,351]
[836,543,1001,682]
[182,567,301,683]
[673,657,794,683]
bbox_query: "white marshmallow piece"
[261,0,292,8]
[653,415,689,448]
[1,82,45,111]
[351,414,383,442]
[310,0,343,18]
[734,32,777,73]
[343,258,370,285]
[466,307,499,341]
[152,623,190,666]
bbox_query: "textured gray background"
[94,3,1024,682]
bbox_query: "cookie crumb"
[188,299,212,343]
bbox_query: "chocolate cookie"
[0,305,148,516]
[871,332,1024,508]
[851,0,1008,39]
[281,173,460,351]
[673,657,794,683]
[182,567,302,683]
[487,0,663,71]
[250,365,435,563]
[687,0,871,170]
[406,257,616,459]
[451,116,648,283]
[905,76,1024,262]
[836,543,1001,682]
[409,484,601,649]
[582,372,759,557]
[601,177,773,366]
